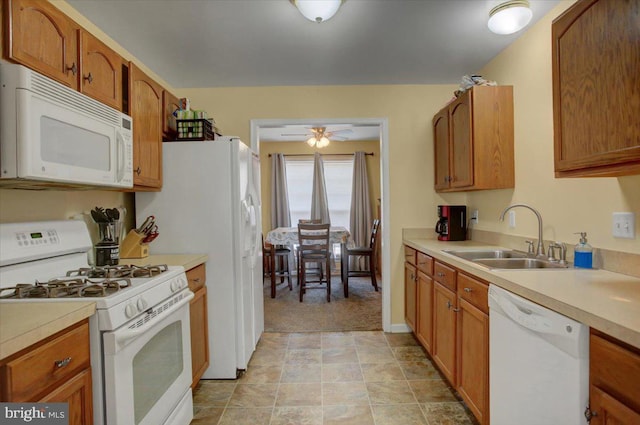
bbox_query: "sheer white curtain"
[270,153,291,229]
[310,152,331,224]
[349,151,372,270]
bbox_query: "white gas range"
[0,220,194,425]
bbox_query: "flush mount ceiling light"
[306,127,331,148]
[488,0,533,35]
[291,0,344,23]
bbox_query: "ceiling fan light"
[488,0,532,35]
[293,0,343,23]
[317,136,330,148]
[306,137,318,147]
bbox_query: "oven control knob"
[137,298,148,311]
[170,280,180,292]
[125,303,137,318]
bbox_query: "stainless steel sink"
[444,249,529,261]
[473,258,569,269]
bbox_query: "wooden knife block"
[120,230,149,259]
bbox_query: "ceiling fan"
[281,126,354,148]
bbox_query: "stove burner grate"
[0,277,132,299]
[66,264,168,279]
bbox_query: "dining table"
[264,226,351,295]
[265,226,350,247]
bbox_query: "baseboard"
[389,323,412,333]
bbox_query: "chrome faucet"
[499,204,545,258]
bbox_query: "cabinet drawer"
[186,263,206,292]
[404,246,416,266]
[2,321,90,401]
[457,273,488,314]
[416,252,433,276]
[434,261,456,292]
[590,332,640,413]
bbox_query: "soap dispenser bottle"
[574,232,593,269]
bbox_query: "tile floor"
[192,331,478,425]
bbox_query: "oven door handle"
[105,291,194,353]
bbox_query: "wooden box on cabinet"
[552,0,640,177]
[162,90,180,141]
[186,263,209,389]
[0,320,93,425]
[404,246,417,332]
[433,85,514,192]
[588,330,640,424]
[129,62,163,189]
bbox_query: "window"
[284,156,354,230]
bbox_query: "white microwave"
[0,62,133,188]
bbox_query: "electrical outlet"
[509,211,516,228]
[471,210,479,223]
[612,212,635,239]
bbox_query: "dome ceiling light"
[488,0,533,35]
[291,0,344,23]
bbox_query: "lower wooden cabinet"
[404,247,418,332]
[186,264,209,389]
[588,331,640,424]
[0,320,93,425]
[432,282,457,384]
[40,368,93,425]
[405,246,489,425]
[416,270,433,353]
[457,298,489,425]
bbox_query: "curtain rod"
[267,152,374,157]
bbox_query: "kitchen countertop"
[0,302,96,360]
[404,238,640,349]
[123,254,208,271]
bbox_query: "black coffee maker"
[436,205,467,241]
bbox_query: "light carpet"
[263,275,382,333]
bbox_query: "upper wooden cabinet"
[79,30,122,111]
[129,62,163,189]
[162,90,180,141]
[5,0,79,89]
[433,86,514,192]
[552,0,640,177]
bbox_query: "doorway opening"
[250,118,390,332]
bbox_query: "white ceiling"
[66,0,561,89]
[66,0,559,143]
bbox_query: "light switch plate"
[612,212,635,239]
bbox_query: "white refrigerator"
[136,137,263,379]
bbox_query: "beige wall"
[180,85,465,325]
[258,140,381,233]
[466,0,640,255]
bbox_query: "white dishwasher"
[489,284,589,425]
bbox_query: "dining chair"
[263,235,292,298]
[297,223,331,302]
[296,219,323,281]
[340,219,380,297]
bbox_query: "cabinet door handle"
[192,278,201,283]
[55,357,72,368]
[84,72,94,84]
[437,272,445,277]
[452,307,460,313]
[463,287,472,293]
[66,62,77,76]
[135,167,142,175]
[446,300,452,309]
